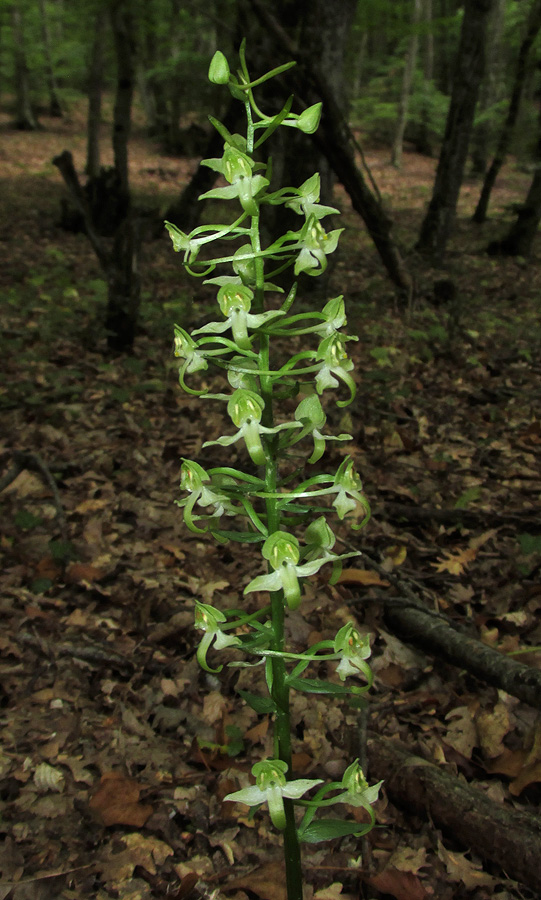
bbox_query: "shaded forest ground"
[1,103,541,900]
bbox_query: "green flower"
[177,459,236,533]
[173,325,209,374]
[224,759,323,830]
[204,389,299,466]
[194,601,241,672]
[193,285,283,350]
[285,173,338,221]
[294,215,343,277]
[293,394,351,464]
[245,531,328,610]
[339,759,382,810]
[333,623,372,681]
[315,333,356,403]
[329,458,370,526]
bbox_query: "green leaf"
[237,690,276,714]
[285,676,357,696]
[48,540,77,563]
[30,578,53,594]
[14,509,43,531]
[518,533,541,556]
[454,486,481,509]
[300,818,374,843]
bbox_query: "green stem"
[251,201,303,900]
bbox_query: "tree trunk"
[11,1,38,130]
[391,0,422,168]
[109,0,135,196]
[249,0,412,297]
[53,150,143,354]
[487,104,541,256]
[86,7,107,179]
[473,0,541,223]
[470,0,505,176]
[417,0,494,258]
[37,0,63,117]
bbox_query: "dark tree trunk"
[470,0,504,176]
[53,151,143,354]
[86,8,107,179]
[110,0,135,196]
[37,0,63,117]
[249,0,412,297]
[473,0,541,223]
[11,1,38,130]
[416,0,495,258]
[487,104,541,257]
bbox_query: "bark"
[373,596,541,709]
[391,0,422,168]
[109,0,136,196]
[473,0,541,223]
[37,0,63,117]
[417,0,495,258]
[366,733,541,894]
[249,0,412,297]
[53,151,142,353]
[470,0,505,176]
[86,7,107,179]
[11,1,38,130]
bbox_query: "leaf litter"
[0,106,541,900]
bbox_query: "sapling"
[167,43,381,899]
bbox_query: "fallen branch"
[375,597,541,709]
[366,732,541,893]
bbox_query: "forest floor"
[1,103,541,900]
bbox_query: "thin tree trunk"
[86,8,106,179]
[473,0,541,223]
[11,1,38,130]
[487,103,541,256]
[110,0,135,196]
[391,0,422,168]
[417,0,494,258]
[470,0,505,176]
[37,0,63,116]
[249,0,412,298]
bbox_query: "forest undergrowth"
[1,106,541,900]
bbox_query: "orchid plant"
[168,43,381,900]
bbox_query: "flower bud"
[208,50,230,85]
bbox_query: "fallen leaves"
[89,772,154,827]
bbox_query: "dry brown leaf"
[89,772,153,827]
[476,702,511,759]
[433,547,477,576]
[509,761,541,795]
[437,840,497,888]
[368,866,429,900]
[485,746,529,778]
[444,705,478,758]
[226,860,287,900]
[337,568,390,586]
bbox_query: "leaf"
[285,676,359,696]
[432,547,476,576]
[454,486,481,509]
[89,772,153,827]
[337,568,389,587]
[368,867,429,900]
[518,533,541,555]
[237,690,276,714]
[300,818,372,843]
